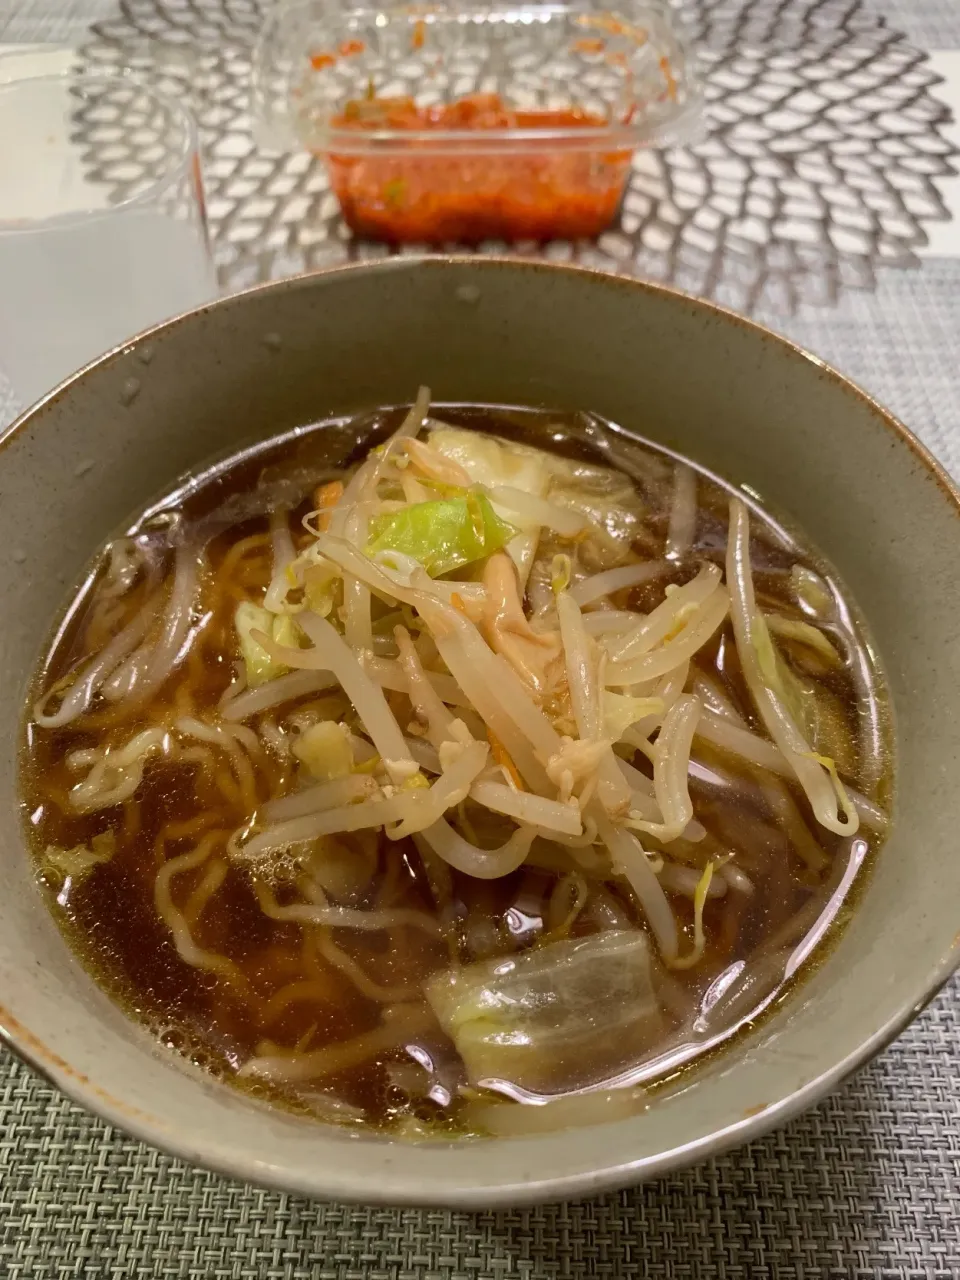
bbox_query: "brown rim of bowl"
[1,256,959,1208]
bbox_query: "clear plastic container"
[253,2,701,244]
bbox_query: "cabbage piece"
[428,427,550,584]
[752,611,853,771]
[428,426,549,497]
[543,456,645,567]
[425,930,662,1095]
[428,425,644,573]
[764,613,840,667]
[366,494,515,578]
[293,720,354,782]
[42,831,116,886]
[235,602,303,687]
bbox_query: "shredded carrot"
[312,480,344,532]
[313,479,344,508]
[411,19,426,50]
[310,51,336,71]
[660,55,677,102]
[486,728,525,791]
[572,37,605,54]
[339,38,365,57]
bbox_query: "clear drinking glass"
[0,71,218,409]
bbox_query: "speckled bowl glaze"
[1,259,958,1208]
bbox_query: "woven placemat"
[2,0,960,1271]
[877,0,960,46]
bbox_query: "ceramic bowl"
[1,258,958,1207]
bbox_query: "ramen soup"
[21,395,892,1138]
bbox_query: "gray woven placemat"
[2,0,960,1272]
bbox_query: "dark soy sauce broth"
[20,406,892,1133]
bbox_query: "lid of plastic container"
[253,2,702,156]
